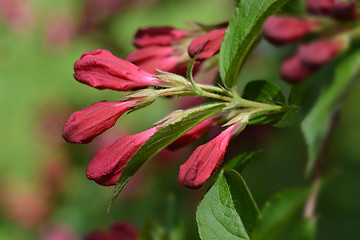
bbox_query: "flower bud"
[331,0,358,21]
[63,100,137,144]
[126,46,175,63]
[74,49,161,91]
[126,47,181,74]
[86,127,157,186]
[84,221,138,240]
[133,27,191,47]
[299,40,342,68]
[188,28,225,60]
[280,54,313,84]
[167,118,216,151]
[179,123,238,189]
[263,16,317,46]
[306,0,334,15]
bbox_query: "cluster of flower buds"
[62,27,253,190]
[63,20,282,191]
[125,23,227,77]
[263,0,359,84]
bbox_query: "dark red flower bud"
[263,16,317,46]
[179,124,238,189]
[109,222,138,240]
[306,0,334,15]
[84,222,138,240]
[63,100,137,144]
[86,127,157,186]
[84,231,109,240]
[299,40,342,68]
[133,27,191,47]
[331,0,358,21]
[280,54,314,84]
[167,118,216,151]
[188,28,226,60]
[73,49,161,91]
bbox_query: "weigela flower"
[179,123,239,189]
[188,28,226,60]
[74,49,162,91]
[298,40,342,68]
[84,221,138,240]
[263,16,317,46]
[167,118,217,151]
[63,100,138,144]
[86,127,157,186]
[133,27,192,47]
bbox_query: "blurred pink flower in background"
[0,0,34,33]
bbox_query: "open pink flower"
[179,123,238,189]
[167,118,216,151]
[74,49,161,91]
[86,127,157,186]
[280,54,313,84]
[188,28,225,60]
[63,100,137,144]
[84,221,138,240]
[133,27,191,47]
[263,16,317,46]
[298,40,342,68]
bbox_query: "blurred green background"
[0,0,360,239]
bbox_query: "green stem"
[237,98,274,108]
[197,84,233,97]
[199,91,233,102]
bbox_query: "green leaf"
[242,80,286,104]
[109,103,226,210]
[196,170,259,240]
[248,111,284,125]
[274,106,301,128]
[251,188,310,240]
[290,218,316,240]
[301,49,360,175]
[223,151,262,172]
[219,0,290,88]
[280,0,305,16]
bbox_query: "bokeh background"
[1,0,360,239]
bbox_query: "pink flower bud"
[331,0,358,21]
[188,28,225,60]
[126,46,175,63]
[125,46,180,73]
[179,124,238,189]
[63,100,137,144]
[299,40,342,68]
[133,27,191,47]
[167,118,216,151]
[73,49,161,91]
[306,0,334,15]
[86,127,157,186]
[280,54,313,84]
[263,16,317,46]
